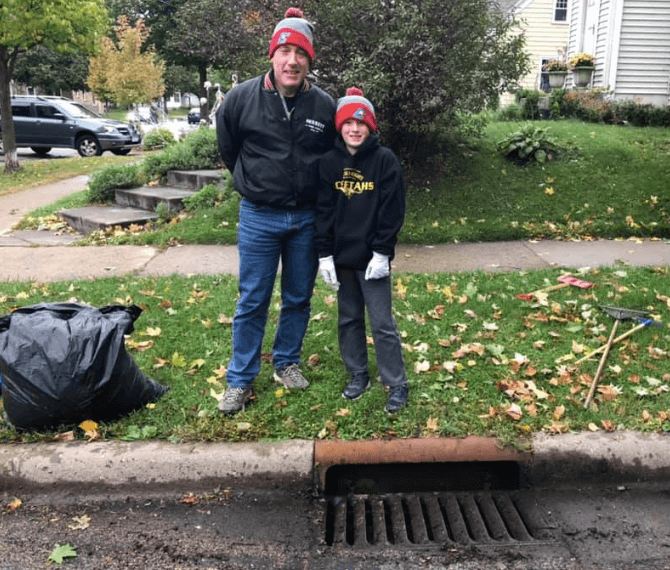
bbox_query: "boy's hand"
[318,256,340,290]
[365,252,390,280]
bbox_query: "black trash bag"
[0,302,168,431]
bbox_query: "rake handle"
[583,319,620,409]
[575,322,647,365]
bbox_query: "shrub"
[562,89,611,123]
[496,124,560,165]
[142,127,219,183]
[143,128,176,150]
[183,171,234,211]
[495,103,524,121]
[87,163,144,203]
[611,100,670,127]
[515,89,544,120]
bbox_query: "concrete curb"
[2,432,670,494]
[0,439,313,493]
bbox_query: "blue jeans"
[226,199,318,388]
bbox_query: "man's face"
[341,119,370,154]
[271,45,309,96]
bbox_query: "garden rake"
[516,273,595,301]
[583,305,651,409]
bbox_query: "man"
[216,7,336,414]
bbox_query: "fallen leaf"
[5,498,22,512]
[68,514,91,530]
[335,408,351,417]
[553,405,565,420]
[180,493,199,505]
[597,385,621,401]
[426,417,439,432]
[505,403,523,421]
[49,544,77,564]
[54,431,76,442]
[414,360,431,373]
[601,419,615,432]
[307,353,321,367]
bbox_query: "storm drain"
[324,491,555,548]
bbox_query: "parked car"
[0,96,142,157]
[187,108,201,124]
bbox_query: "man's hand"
[318,256,339,290]
[365,252,390,280]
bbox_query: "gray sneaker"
[218,386,255,415]
[273,363,309,390]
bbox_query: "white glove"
[365,252,390,280]
[318,256,339,290]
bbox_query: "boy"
[315,87,409,413]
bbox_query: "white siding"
[615,0,670,103]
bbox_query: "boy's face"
[341,119,370,155]
[271,45,309,97]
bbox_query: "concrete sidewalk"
[2,176,670,281]
[2,177,670,490]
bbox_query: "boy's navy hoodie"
[315,133,406,270]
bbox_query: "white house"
[567,0,670,104]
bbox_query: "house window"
[554,0,568,22]
[540,58,550,92]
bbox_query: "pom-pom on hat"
[269,7,315,62]
[335,87,377,132]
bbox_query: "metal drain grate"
[324,492,554,548]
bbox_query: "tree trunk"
[198,62,210,124]
[0,47,21,173]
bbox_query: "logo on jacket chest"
[306,118,325,133]
[334,168,375,198]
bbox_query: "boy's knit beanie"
[335,87,377,132]
[269,7,315,63]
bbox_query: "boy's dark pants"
[336,267,407,387]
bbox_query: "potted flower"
[543,59,568,89]
[569,52,596,87]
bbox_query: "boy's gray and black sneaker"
[385,383,409,413]
[219,386,255,415]
[273,363,310,390]
[342,373,371,400]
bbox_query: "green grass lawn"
[1,119,669,444]
[1,265,668,445]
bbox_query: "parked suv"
[0,96,142,157]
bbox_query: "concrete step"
[59,170,224,234]
[167,169,223,190]
[59,206,158,235]
[115,186,197,212]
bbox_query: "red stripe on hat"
[269,29,314,61]
[335,102,377,132]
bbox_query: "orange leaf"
[180,493,199,505]
[426,417,439,432]
[601,419,615,432]
[6,498,22,512]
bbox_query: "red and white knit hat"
[269,7,315,62]
[335,87,377,132]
